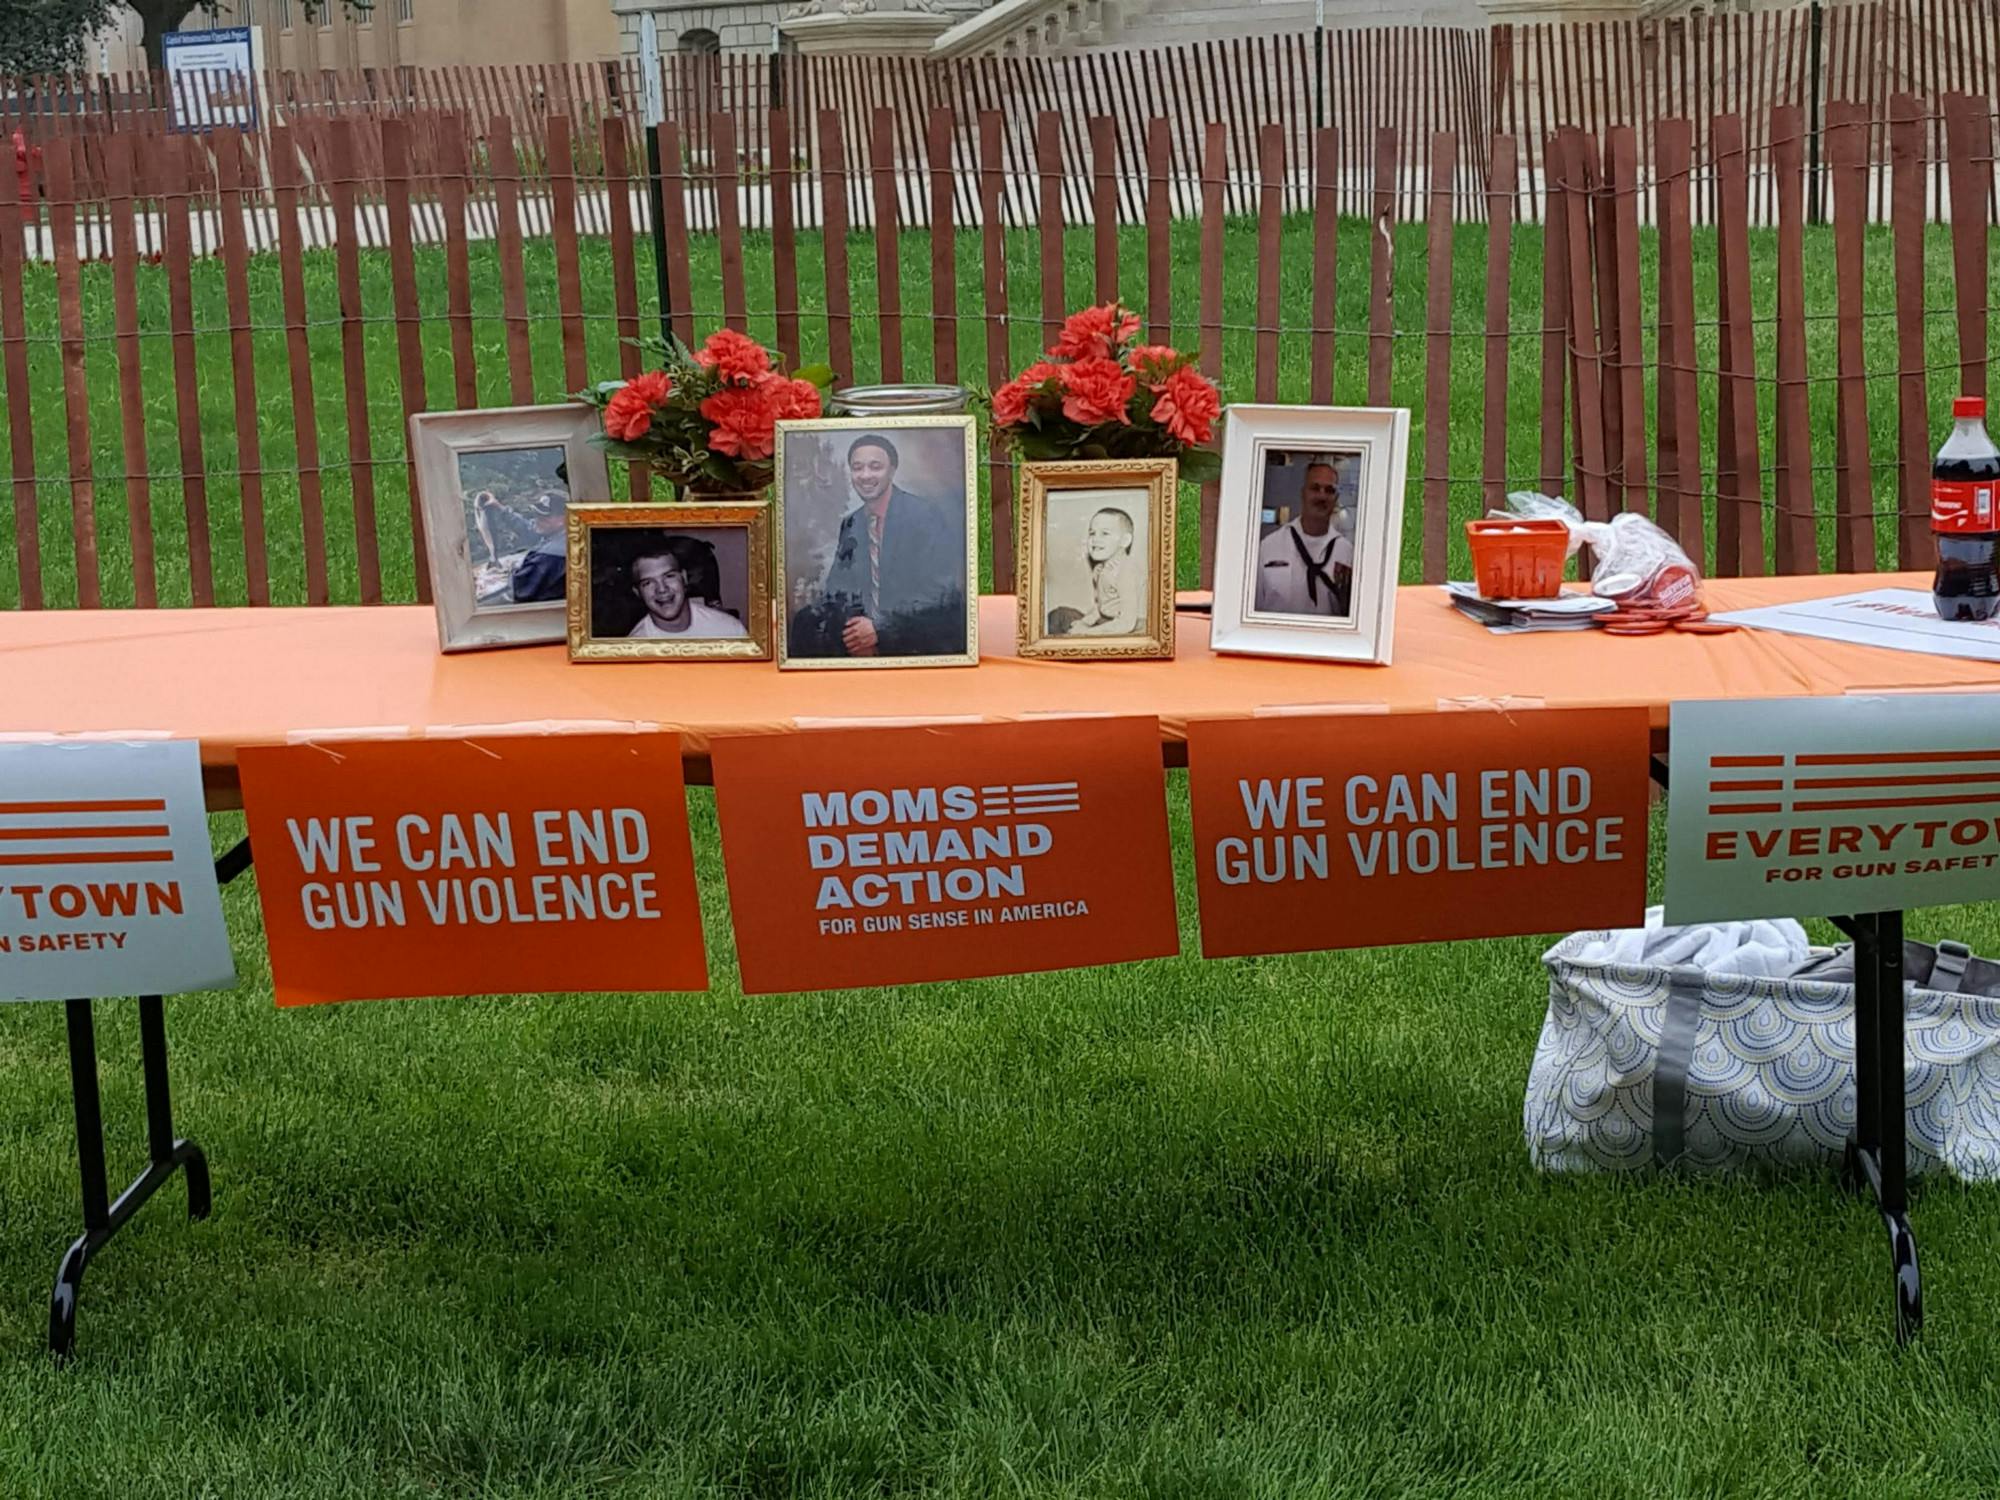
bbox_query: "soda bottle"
[1932,395,2000,622]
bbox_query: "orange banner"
[710,718,1180,993]
[238,734,708,1005]
[1189,709,1651,957]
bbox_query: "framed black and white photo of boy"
[566,502,773,662]
[412,403,611,652]
[1015,458,1176,660]
[1210,405,1410,665]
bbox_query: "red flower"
[700,383,780,460]
[603,369,672,442]
[1148,365,1221,446]
[1052,303,1141,360]
[991,378,1034,428]
[694,328,773,386]
[991,361,1061,428]
[1058,356,1136,427]
[771,375,823,422]
[1128,344,1184,376]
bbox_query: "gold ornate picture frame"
[566,502,773,662]
[1016,458,1177,661]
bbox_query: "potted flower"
[578,329,834,498]
[983,303,1222,660]
[982,302,1224,484]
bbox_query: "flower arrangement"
[983,302,1223,482]
[578,329,834,495]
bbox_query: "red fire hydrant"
[12,130,39,204]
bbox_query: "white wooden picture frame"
[412,403,612,653]
[1209,405,1411,666]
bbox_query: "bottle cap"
[1955,396,1986,418]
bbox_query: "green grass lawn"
[5,219,2000,1495]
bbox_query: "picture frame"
[771,415,980,671]
[1209,405,1410,665]
[412,403,611,653]
[1015,458,1177,660]
[565,502,773,662]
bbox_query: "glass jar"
[826,383,970,418]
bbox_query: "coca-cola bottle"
[1933,396,2000,622]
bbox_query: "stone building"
[80,0,1647,80]
[84,0,622,77]
[610,0,1501,64]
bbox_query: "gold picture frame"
[1016,458,1177,660]
[772,415,981,670]
[566,502,773,662]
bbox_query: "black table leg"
[1841,910,1922,1344]
[46,837,246,1361]
[49,994,213,1360]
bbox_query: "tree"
[123,0,371,71]
[0,0,122,76]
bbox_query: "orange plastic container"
[1465,518,1570,600]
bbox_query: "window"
[679,28,720,55]
[277,0,291,30]
[397,0,412,22]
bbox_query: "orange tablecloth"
[2,574,1992,791]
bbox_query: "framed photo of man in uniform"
[1016,458,1176,660]
[566,502,772,662]
[1210,405,1409,665]
[412,403,610,653]
[772,415,979,670]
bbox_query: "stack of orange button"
[1590,563,1738,635]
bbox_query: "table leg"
[46,837,248,1361]
[1841,910,1922,1345]
[1843,914,1881,1191]
[49,994,215,1362]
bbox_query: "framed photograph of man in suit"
[773,416,980,670]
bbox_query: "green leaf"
[1178,449,1222,485]
[791,363,837,390]
[1012,429,1077,461]
[592,437,658,463]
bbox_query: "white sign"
[163,26,258,132]
[0,741,235,1001]
[1712,587,2000,664]
[1667,695,2000,922]
[639,12,665,127]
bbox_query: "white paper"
[1666,695,2000,923]
[0,741,235,1002]
[1711,587,2000,663]
[1442,582,1616,615]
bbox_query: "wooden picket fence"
[9,0,2000,229]
[0,84,1995,615]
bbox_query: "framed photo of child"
[1015,458,1177,660]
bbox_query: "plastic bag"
[1504,492,1703,610]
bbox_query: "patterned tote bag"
[1525,922,2000,1179]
